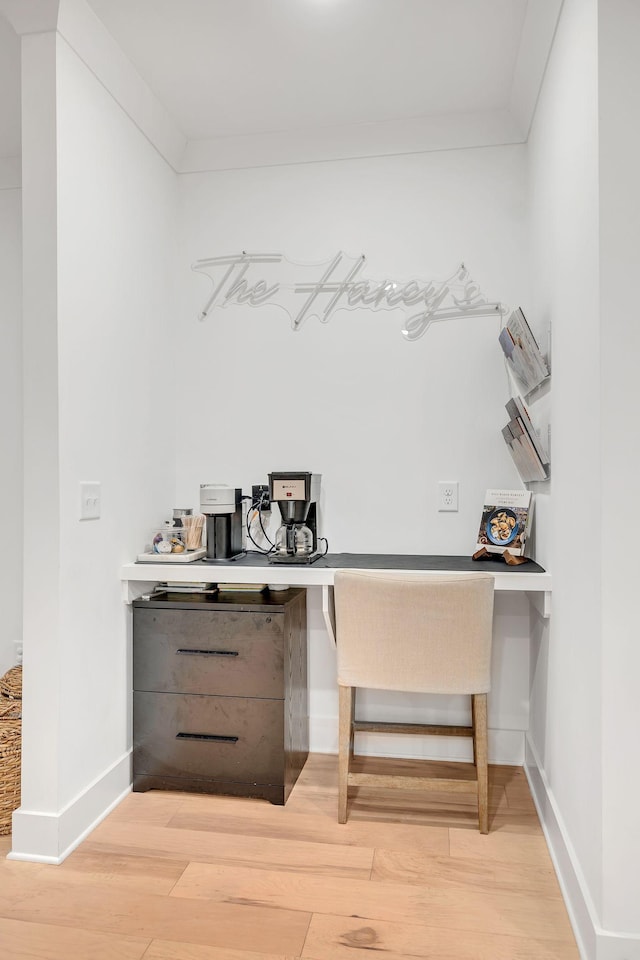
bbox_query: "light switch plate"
[80,481,101,520]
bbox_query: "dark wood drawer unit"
[132,589,308,804]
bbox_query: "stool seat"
[334,570,495,833]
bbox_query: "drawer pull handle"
[176,732,239,743]
[176,648,239,657]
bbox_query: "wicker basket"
[0,720,21,836]
[0,665,22,700]
[0,700,21,721]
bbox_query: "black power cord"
[244,495,275,554]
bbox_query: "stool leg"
[471,694,477,767]
[349,684,356,762]
[473,693,489,834]
[338,685,354,824]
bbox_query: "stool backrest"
[334,571,494,694]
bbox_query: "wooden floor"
[0,753,579,959]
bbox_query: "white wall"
[528,0,602,895]
[175,147,534,761]
[597,0,640,940]
[176,149,527,549]
[0,10,21,682]
[0,187,21,678]
[19,31,62,833]
[526,0,640,956]
[55,34,177,810]
[0,12,21,160]
[13,30,178,860]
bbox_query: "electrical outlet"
[438,480,459,512]
[251,484,270,512]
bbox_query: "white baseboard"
[525,736,640,960]
[311,716,524,764]
[8,751,131,864]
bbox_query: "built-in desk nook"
[122,552,551,791]
[122,552,552,638]
[122,549,552,819]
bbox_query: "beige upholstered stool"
[334,571,495,833]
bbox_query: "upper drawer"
[133,608,285,698]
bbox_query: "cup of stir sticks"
[181,513,204,550]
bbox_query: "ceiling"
[0,0,562,170]
[87,0,530,140]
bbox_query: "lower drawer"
[133,691,284,785]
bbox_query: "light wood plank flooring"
[0,753,579,959]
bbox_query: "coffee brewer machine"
[200,484,245,562]
[268,472,322,564]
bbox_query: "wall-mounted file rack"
[499,308,551,486]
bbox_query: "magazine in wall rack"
[498,308,549,394]
[506,395,549,464]
[502,395,549,483]
[475,488,533,557]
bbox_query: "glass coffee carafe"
[275,522,314,559]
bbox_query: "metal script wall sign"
[192,251,504,341]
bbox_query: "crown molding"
[180,108,526,174]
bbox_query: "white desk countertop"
[121,553,552,635]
